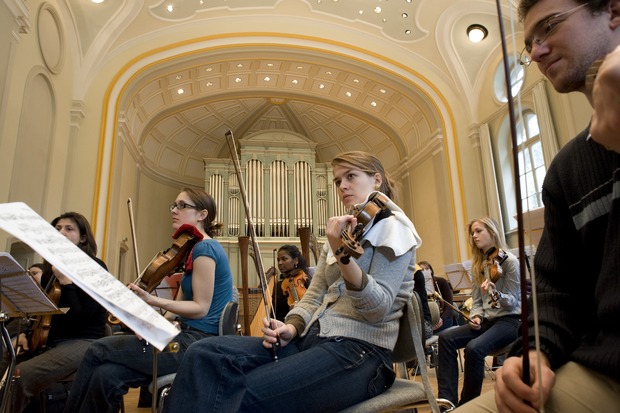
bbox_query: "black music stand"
[0,253,60,413]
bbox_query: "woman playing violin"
[437,217,521,406]
[64,188,233,413]
[272,244,310,321]
[162,151,422,413]
[7,212,108,413]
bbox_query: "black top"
[42,256,109,344]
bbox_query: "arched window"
[493,55,525,102]
[496,110,546,231]
[517,111,546,211]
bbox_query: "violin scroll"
[137,224,204,293]
[334,192,388,264]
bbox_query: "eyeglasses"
[519,3,588,66]
[169,201,197,212]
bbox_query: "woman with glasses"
[64,188,234,413]
[161,151,422,413]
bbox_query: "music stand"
[0,253,60,413]
[444,262,473,292]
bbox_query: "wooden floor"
[121,355,497,413]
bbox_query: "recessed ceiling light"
[235,78,242,83]
[467,24,488,43]
[177,88,184,95]
[166,4,173,12]
[264,76,271,81]
[91,0,105,3]
[345,92,352,97]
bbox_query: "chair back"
[218,301,239,336]
[392,291,425,363]
[428,299,440,327]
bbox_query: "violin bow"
[127,198,142,282]
[225,129,281,361]
[494,1,543,408]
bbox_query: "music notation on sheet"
[0,202,178,351]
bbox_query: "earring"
[374,184,380,190]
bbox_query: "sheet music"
[0,253,59,317]
[0,202,179,350]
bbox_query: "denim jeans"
[64,329,210,413]
[162,323,395,413]
[437,315,519,406]
[9,338,95,413]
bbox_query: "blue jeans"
[437,315,519,406]
[64,329,210,413]
[9,338,95,413]
[162,323,395,413]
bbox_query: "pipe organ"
[204,131,345,283]
[205,131,346,333]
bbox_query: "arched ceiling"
[65,0,524,186]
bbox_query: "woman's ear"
[373,172,383,189]
[198,209,208,224]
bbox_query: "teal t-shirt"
[178,239,233,334]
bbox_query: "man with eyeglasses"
[452,1,620,412]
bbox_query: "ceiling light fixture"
[467,24,488,43]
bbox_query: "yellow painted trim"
[93,32,467,259]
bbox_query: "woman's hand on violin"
[481,279,495,295]
[261,317,296,349]
[494,351,555,413]
[326,214,356,253]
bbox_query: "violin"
[29,273,62,352]
[482,247,507,309]
[137,224,204,293]
[334,191,389,264]
[281,270,308,308]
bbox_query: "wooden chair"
[339,292,455,413]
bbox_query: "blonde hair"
[331,151,397,202]
[466,217,507,286]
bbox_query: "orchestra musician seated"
[160,150,422,413]
[271,244,311,322]
[63,188,233,413]
[437,217,521,407]
[418,260,455,333]
[6,212,108,413]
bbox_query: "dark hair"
[518,0,609,21]
[28,263,45,272]
[418,260,435,276]
[331,151,397,202]
[278,244,309,275]
[43,212,98,288]
[182,187,223,238]
[50,211,98,256]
